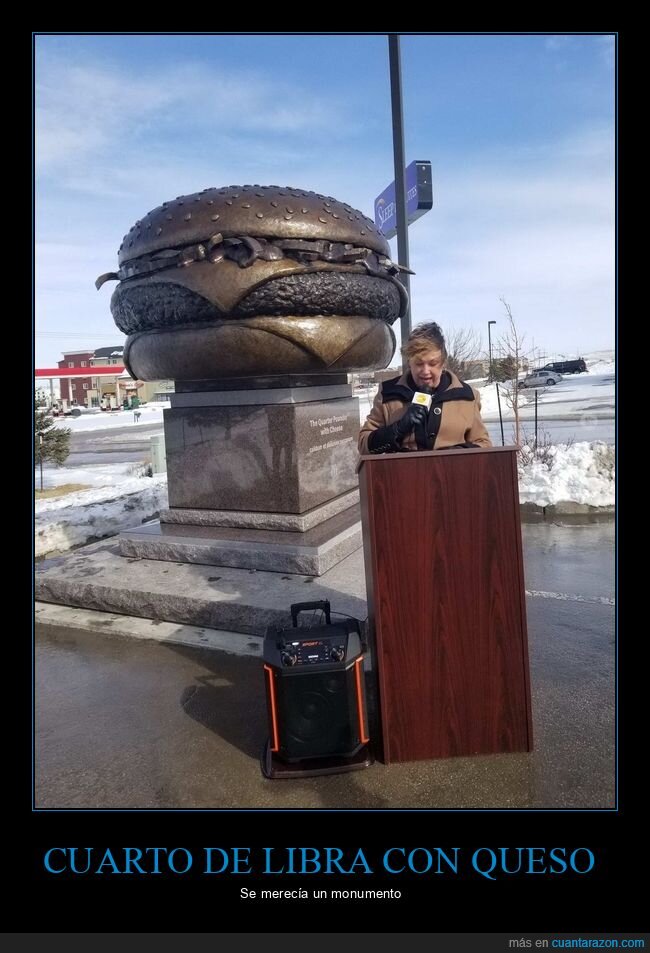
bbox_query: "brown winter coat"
[358,369,491,454]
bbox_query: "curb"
[519,502,614,522]
[35,602,264,657]
[482,415,615,423]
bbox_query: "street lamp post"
[487,320,496,381]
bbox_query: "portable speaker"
[263,601,369,765]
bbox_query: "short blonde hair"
[401,322,447,362]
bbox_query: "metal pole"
[389,34,412,369]
[39,434,44,492]
[495,383,505,446]
[488,320,496,381]
[534,390,538,445]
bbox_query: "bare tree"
[444,326,483,378]
[496,298,527,446]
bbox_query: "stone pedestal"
[119,375,363,575]
[121,503,362,576]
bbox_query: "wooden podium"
[358,446,532,763]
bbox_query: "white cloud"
[36,53,347,178]
[544,36,574,52]
[595,35,615,70]
[35,241,124,358]
[389,126,614,352]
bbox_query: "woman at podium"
[358,322,492,454]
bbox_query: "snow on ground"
[517,442,614,508]
[36,474,165,513]
[36,357,614,555]
[467,357,615,420]
[37,462,142,490]
[52,403,169,432]
[35,474,168,558]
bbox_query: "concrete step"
[119,505,362,576]
[36,537,369,637]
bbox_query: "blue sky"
[35,32,615,367]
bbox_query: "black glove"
[394,402,428,438]
[367,404,428,454]
[367,422,402,453]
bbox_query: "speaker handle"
[290,600,331,627]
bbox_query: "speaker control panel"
[280,637,348,666]
[264,622,363,671]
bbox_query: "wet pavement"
[35,521,615,811]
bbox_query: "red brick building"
[57,350,94,404]
[56,346,125,407]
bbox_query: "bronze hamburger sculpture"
[96,185,409,380]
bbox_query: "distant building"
[52,346,125,408]
[373,367,401,384]
[50,346,173,409]
[57,349,94,404]
[88,346,125,407]
[35,381,60,407]
[461,360,489,379]
[91,346,125,365]
[116,370,175,404]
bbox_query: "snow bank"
[518,441,614,507]
[38,462,141,490]
[35,475,168,557]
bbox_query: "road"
[486,417,615,446]
[45,421,163,468]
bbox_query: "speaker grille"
[269,666,365,762]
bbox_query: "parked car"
[517,370,563,389]
[64,405,102,417]
[541,359,587,374]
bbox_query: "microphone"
[370,384,435,454]
[412,386,433,450]
[411,386,433,411]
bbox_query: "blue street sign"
[374,160,433,240]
